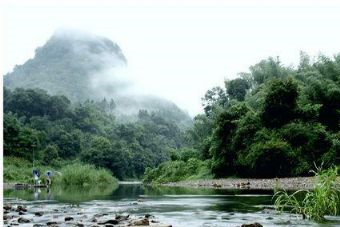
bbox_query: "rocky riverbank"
[162,177,318,190]
[3,202,172,227]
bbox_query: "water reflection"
[4,183,119,204]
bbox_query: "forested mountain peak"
[4,30,192,128]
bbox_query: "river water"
[3,183,340,227]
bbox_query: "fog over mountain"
[4,29,192,128]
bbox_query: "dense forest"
[3,87,186,179]
[144,53,340,183]
[4,52,340,182]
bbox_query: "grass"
[53,163,117,186]
[274,166,340,222]
[4,157,117,187]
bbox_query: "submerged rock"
[46,221,58,226]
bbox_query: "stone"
[76,223,84,227]
[3,215,12,220]
[130,218,149,226]
[241,223,263,227]
[98,219,119,225]
[47,221,58,226]
[144,214,152,218]
[4,204,12,210]
[18,217,31,223]
[19,211,25,215]
[16,206,27,212]
[115,214,129,221]
[33,224,46,227]
[65,217,74,221]
[35,212,44,216]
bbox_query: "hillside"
[4,30,192,128]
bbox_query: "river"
[3,183,340,227]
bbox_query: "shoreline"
[161,177,317,190]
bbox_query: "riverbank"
[162,177,319,190]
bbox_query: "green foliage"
[143,158,212,184]
[4,87,186,179]
[274,166,340,222]
[261,78,298,128]
[53,163,117,186]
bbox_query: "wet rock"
[33,224,46,227]
[91,218,97,222]
[105,225,115,227]
[18,211,25,215]
[76,223,84,227]
[137,199,144,202]
[4,204,12,210]
[98,219,119,225]
[47,221,58,226]
[116,214,129,221]
[129,218,149,226]
[65,217,74,221]
[16,205,27,212]
[151,220,159,223]
[265,217,273,220]
[144,214,152,219]
[35,211,44,216]
[241,223,263,227]
[4,210,10,214]
[18,217,31,223]
[3,215,12,220]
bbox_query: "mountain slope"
[4,30,192,127]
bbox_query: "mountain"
[4,30,192,128]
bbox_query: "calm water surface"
[4,183,340,227]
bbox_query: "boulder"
[98,219,119,225]
[4,204,12,210]
[129,218,149,226]
[18,217,31,223]
[35,212,44,216]
[115,214,129,221]
[16,206,27,212]
[241,223,263,227]
[47,221,58,226]
[65,217,74,221]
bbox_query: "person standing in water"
[45,171,53,187]
[32,169,41,185]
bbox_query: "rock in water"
[241,223,263,227]
[35,211,44,216]
[18,217,31,223]
[16,205,27,212]
[98,219,119,225]
[65,217,74,221]
[130,218,149,226]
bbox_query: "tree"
[261,78,298,128]
[225,78,250,101]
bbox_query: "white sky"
[1,0,340,116]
